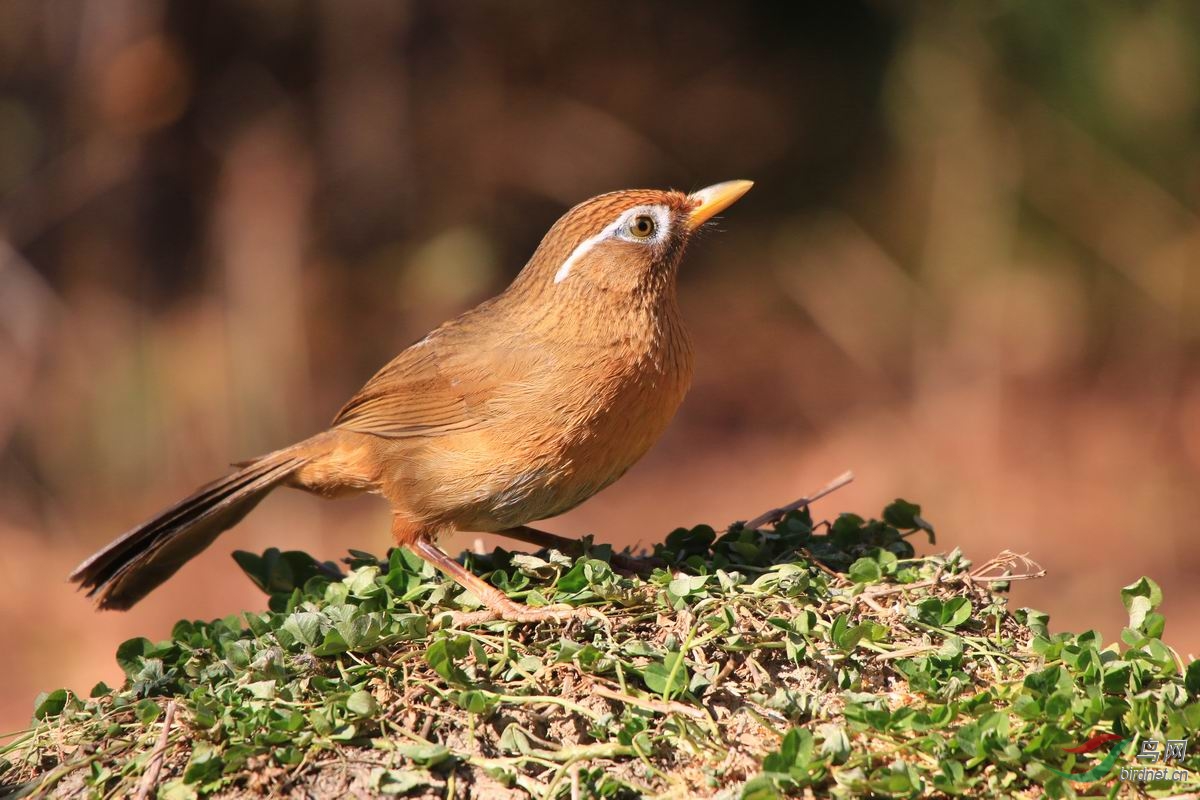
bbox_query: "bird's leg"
[499,525,664,575]
[409,537,602,626]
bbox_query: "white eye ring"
[614,205,670,245]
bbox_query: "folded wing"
[333,326,554,440]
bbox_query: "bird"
[70,180,753,623]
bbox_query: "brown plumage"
[71,180,753,622]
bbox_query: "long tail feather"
[70,447,309,610]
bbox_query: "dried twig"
[741,471,855,531]
[133,700,177,800]
[862,551,1045,599]
[873,644,942,661]
[969,550,1046,583]
[800,546,844,582]
[857,591,889,615]
[590,683,708,720]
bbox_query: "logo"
[1047,733,1131,781]
[1047,734,1189,785]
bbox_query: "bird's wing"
[332,329,551,440]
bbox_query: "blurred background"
[2,0,1200,736]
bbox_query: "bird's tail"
[70,443,315,610]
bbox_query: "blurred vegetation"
[2,0,1200,740]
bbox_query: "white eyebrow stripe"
[553,216,625,284]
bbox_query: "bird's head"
[509,181,753,302]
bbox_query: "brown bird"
[70,180,753,622]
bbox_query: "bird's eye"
[628,214,656,239]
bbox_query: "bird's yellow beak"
[686,180,754,230]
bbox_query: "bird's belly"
[499,358,691,524]
[468,465,610,530]
[393,356,691,532]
